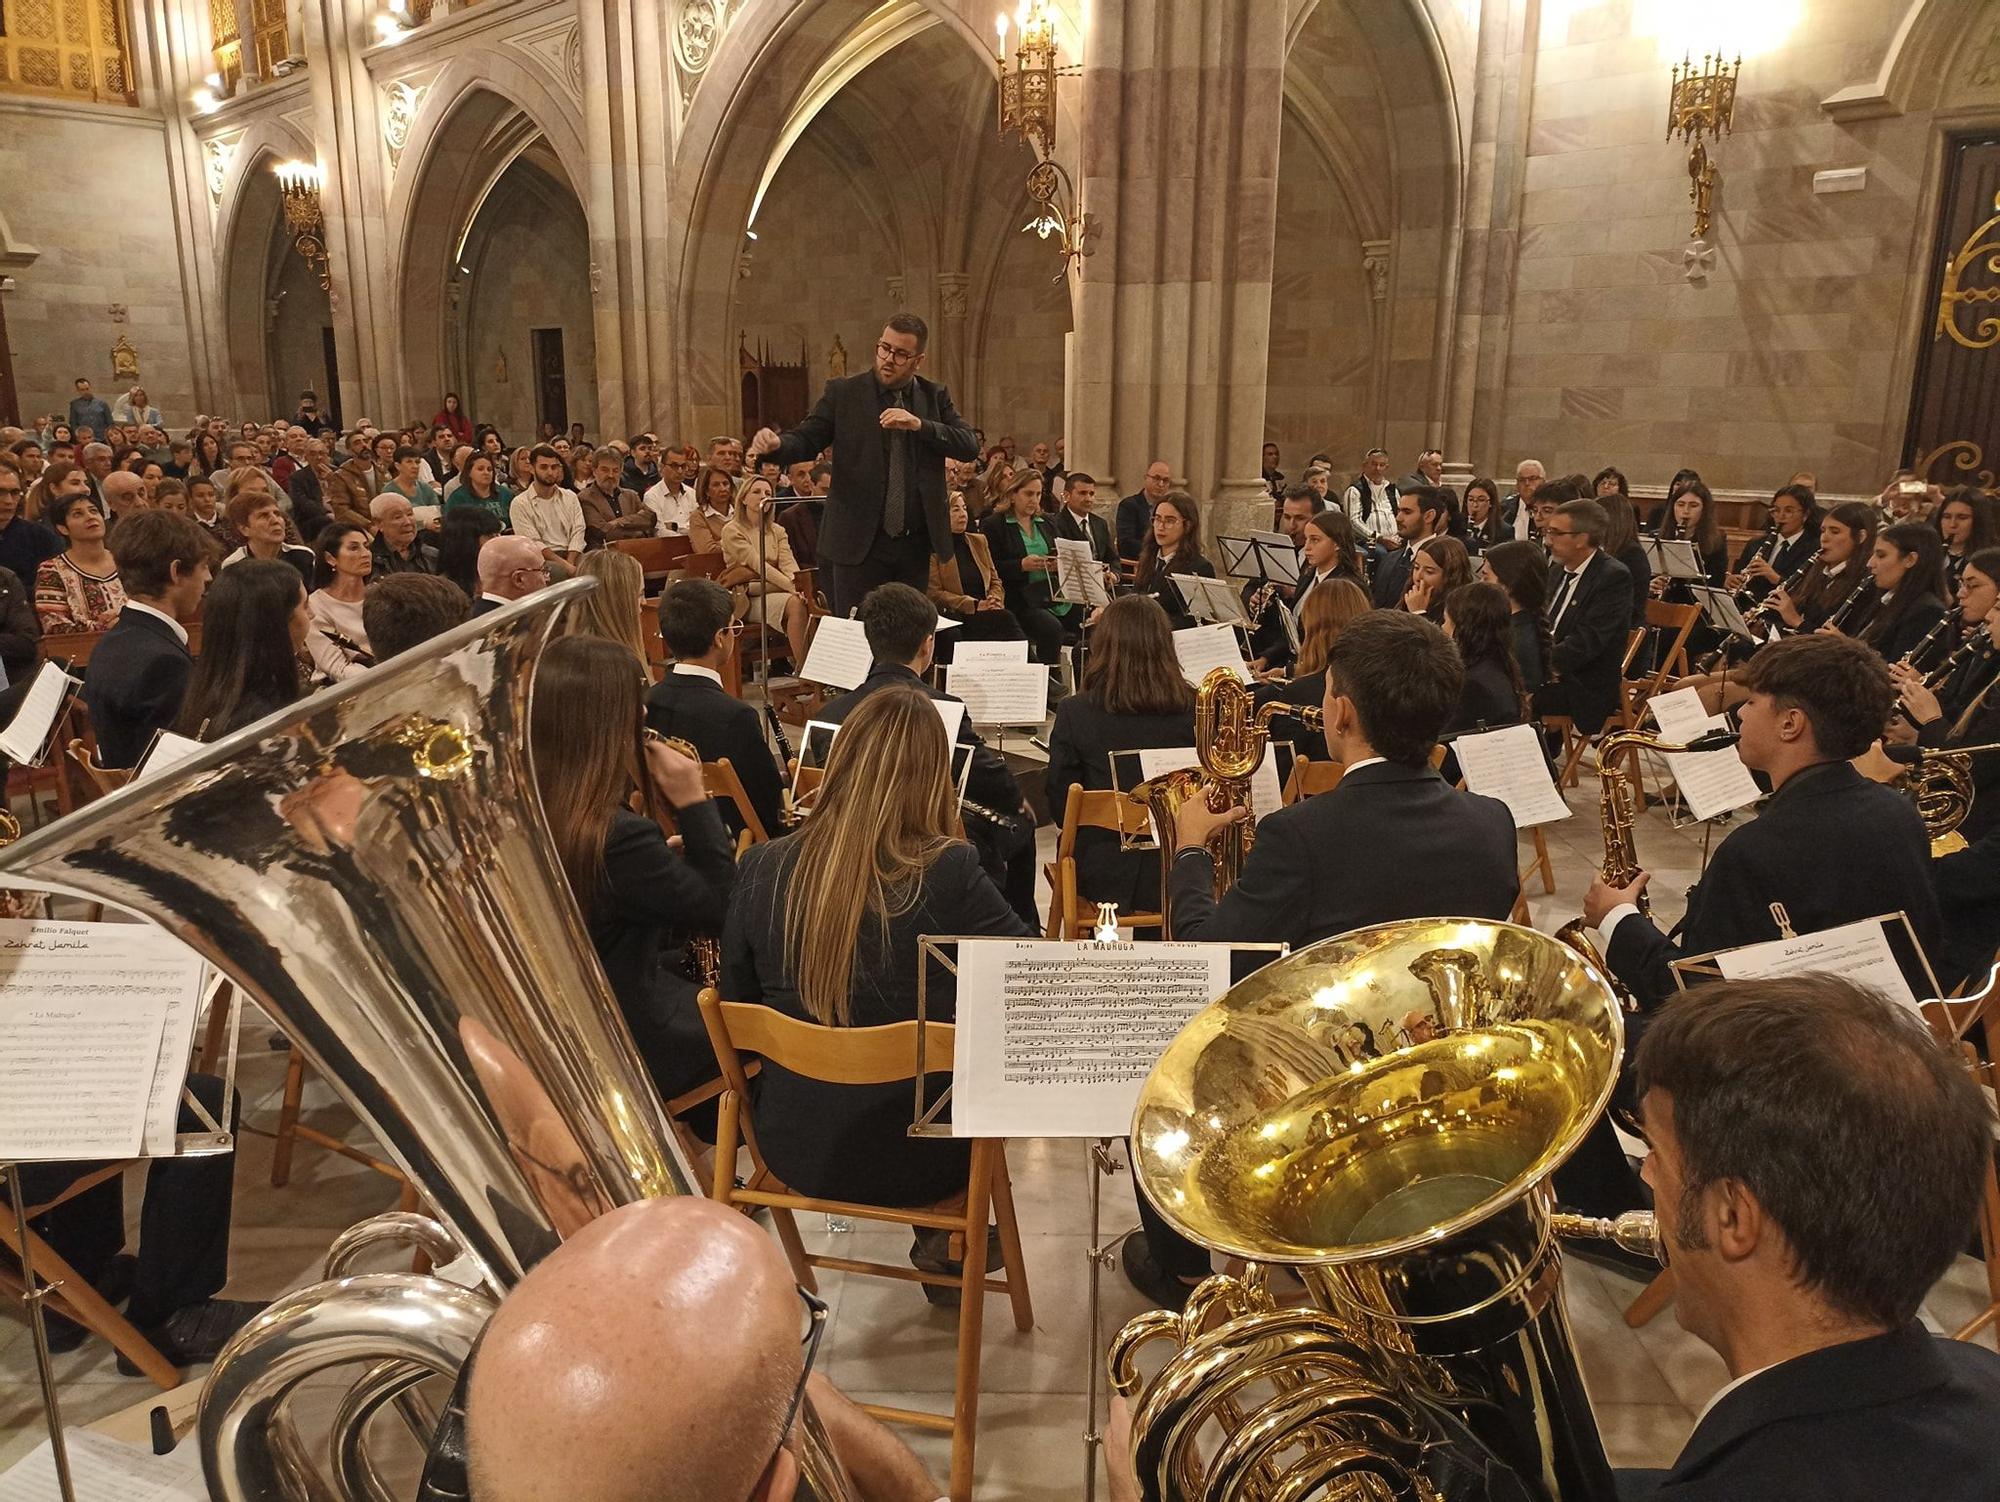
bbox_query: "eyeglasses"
[1541,525,1574,538]
[875,341,920,366]
[773,1286,830,1458]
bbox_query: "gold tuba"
[1134,667,1322,935]
[0,581,854,1502]
[1111,918,1654,1502]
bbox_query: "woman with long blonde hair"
[720,682,1030,1223]
[718,473,810,667]
[564,548,648,672]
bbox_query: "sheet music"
[1249,531,1302,587]
[1711,918,1918,1012]
[0,661,75,767]
[1179,575,1251,627]
[0,1429,206,1502]
[931,696,967,746]
[1647,687,1761,821]
[947,663,1049,726]
[1686,584,1759,642]
[1643,536,1707,581]
[799,614,873,690]
[951,638,1031,667]
[1451,723,1571,828]
[950,939,1235,1137]
[1173,623,1251,688]
[1053,537,1111,608]
[1136,745,1284,824]
[136,729,205,782]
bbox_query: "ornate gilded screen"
[0,0,138,105]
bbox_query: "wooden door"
[1908,133,2000,488]
[534,328,568,435]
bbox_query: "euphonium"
[1112,919,1651,1502]
[1133,667,1322,935]
[0,581,854,1502]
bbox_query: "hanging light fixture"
[994,1,1094,277]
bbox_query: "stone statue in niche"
[828,336,847,378]
[111,335,139,381]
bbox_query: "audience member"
[370,494,440,575]
[718,475,809,667]
[35,493,125,632]
[473,535,549,616]
[1115,459,1173,563]
[579,449,655,547]
[439,505,503,599]
[307,522,374,680]
[0,453,64,587]
[222,492,316,588]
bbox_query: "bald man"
[472,535,549,617]
[100,468,148,531]
[467,1197,942,1502]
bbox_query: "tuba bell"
[0,580,854,1502]
[1110,918,1653,1502]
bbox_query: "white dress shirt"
[1343,479,1397,542]
[642,480,694,536]
[670,663,723,686]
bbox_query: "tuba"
[0,581,853,1502]
[1110,918,1655,1502]
[1135,667,1322,935]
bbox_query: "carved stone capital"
[935,272,970,319]
[1361,239,1391,301]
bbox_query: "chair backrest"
[1281,758,1345,802]
[707,757,770,843]
[638,601,668,681]
[1055,784,1152,863]
[66,738,131,801]
[680,549,725,581]
[701,993,955,1086]
[611,535,694,592]
[1638,600,1702,686]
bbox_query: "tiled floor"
[3,754,1994,1499]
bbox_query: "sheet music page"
[1180,575,1249,627]
[0,1429,206,1502]
[0,921,192,1159]
[1135,746,1284,824]
[1711,918,1918,1012]
[1217,536,1261,581]
[1647,687,1761,821]
[930,696,967,746]
[1173,624,1251,688]
[1053,538,1111,608]
[1250,531,1302,586]
[0,661,75,767]
[799,614,874,690]
[947,663,1048,726]
[951,638,1031,667]
[136,730,205,782]
[1451,723,1571,828]
[1688,585,1757,641]
[951,939,1235,1137]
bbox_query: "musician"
[1044,595,1197,918]
[1616,975,2000,1502]
[747,314,980,618]
[819,583,1039,927]
[1933,489,1997,604]
[1480,540,1552,696]
[1130,489,1217,631]
[83,510,211,767]
[1462,476,1506,555]
[1583,635,1940,1009]
[1294,508,1368,611]
[1598,493,1653,631]
[982,466,1075,670]
[466,1198,945,1502]
[1530,499,1633,736]
[1244,484,1317,670]
[1369,486,1449,608]
[1444,581,1527,733]
[1398,534,1470,625]
[1933,823,2000,993]
[1766,501,1880,635]
[646,578,787,842]
[1727,484,1816,602]
[1854,522,1948,664]
[174,561,306,739]
[1263,577,1368,726]
[1892,546,2000,756]
[1167,612,1519,947]
[721,686,1031,1248]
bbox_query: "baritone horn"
[0,580,855,1502]
[1112,918,1655,1502]
[1134,666,1321,935]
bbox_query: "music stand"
[1668,909,1940,1002]
[1685,584,1761,646]
[1641,536,1706,582]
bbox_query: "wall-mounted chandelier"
[995,1,1094,277]
[273,160,331,291]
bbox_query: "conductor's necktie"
[883,394,909,537]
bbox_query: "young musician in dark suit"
[1130,490,1216,631]
[1244,486,1316,672]
[747,314,979,618]
[82,509,212,767]
[1530,498,1633,736]
[1889,548,2000,849]
[1726,483,1817,604]
[817,583,1039,927]
[1615,975,2000,1502]
[1443,581,1526,734]
[645,578,788,842]
[1856,522,1949,666]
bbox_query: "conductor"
[748,313,979,618]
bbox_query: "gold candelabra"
[1666,52,1740,242]
[995,2,1094,277]
[273,159,331,292]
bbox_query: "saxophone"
[646,727,722,986]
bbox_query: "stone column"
[933,270,970,395]
[1067,0,1285,533]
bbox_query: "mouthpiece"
[1884,743,1925,766]
[1684,729,1738,754]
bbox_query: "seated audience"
[718,474,809,668]
[362,572,468,661]
[511,444,586,565]
[0,453,63,587]
[929,490,1024,659]
[1130,489,1216,631]
[83,510,212,767]
[443,452,513,527]
[466,1197,945,1502]
[982,466,1074,666]
[370,494,440,575]
[221,491,315,587]
[685,463,736,554]
[578,449,655,547]
[35,493,124,631]
[647,578,786,841]
[307,522,374,681]
[533,636,734,1110]
[1531,498,1633,735]
[472,535,550,616]
[438,505,503,599]
[174,559,307,738]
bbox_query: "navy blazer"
[1044,690,1198,915]
[1169,760,1519,945]
[764,371,979,568]
[82,606,191,769]
[1620,1325,2000,1501]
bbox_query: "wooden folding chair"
[1044,785,1161,939]
[1281,758,1345,803]
[698,995,1034,1502]
[1921,970,2000,1348]
[270,1052,415,1205]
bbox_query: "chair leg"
[0,1222,181,1390]
[1623,1267,1676,1328]
[770,1207,816,1293]
[271,1050,307,1188]
[197,982,235,1076]
[948,1141,999,1502]
[987,1148,1034,1333]
[1533,827,1556,894]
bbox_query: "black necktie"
[883,392,909,536]
[1551,569,1579,626]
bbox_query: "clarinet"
[764,700,794,768]
[1824,572,1876,635]
[1925,624,1993,692]
[1743,547,1821,628]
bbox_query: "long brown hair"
[530,636,655,916]
[1082,595,1195,715]
[1294,577,1369,676]
[1445,580,1525,715]
[782,684,959,1026]
[1135,490,1209,586]
[565,549,648,669]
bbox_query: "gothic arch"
[216,123,330,419]
[1822,0,1997,120]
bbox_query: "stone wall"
[966,225,1068,447]
[0,100,196,427]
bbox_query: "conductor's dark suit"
[1616,1325,2000,1502]
[763,370,979,617]
[82,605,192,768]
[644,666,787,842]
[1167,760,1519,945]
[1533,549,1632,734]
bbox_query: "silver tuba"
[0,580,853,1501]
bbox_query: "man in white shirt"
[1341,447,1398,546]
[509,444,586,564]
[641,449,694,535]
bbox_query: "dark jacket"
[1116,492,1151,563]
[1051,504,1117,572]
[1511,610,1547,696]
[1614,541,1652,630]
[1605,761,1940,1008]
[1620,1325,2000,1501]
[1543,550,1633,733]
[288,466,331,539]
[82,605,192,768]
[982,511,1072,622]
[1045,690,1198,915]
[1168,761,1518,944]
[1733,529,1813,600]
[1132,551,1217,631]
[1449,657,1522,735]
[0,565,42,689]
[718,836,1030,1205]
[588,803,736,1102]
[1864,593,1948,666]
[1370,544,1414,609]
[644,667,787,841]
[764,371,979,567]
[370,536,440,577]
[1934,824,2000,991]
[0,517,63,594]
